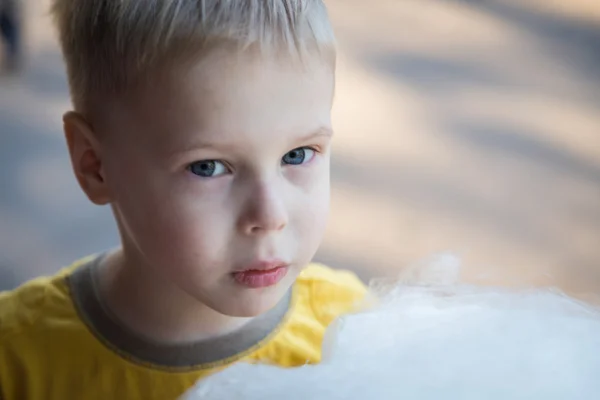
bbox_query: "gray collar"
[67,254,292,370]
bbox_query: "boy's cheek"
[132,213,227,267]
[286,158,330,191]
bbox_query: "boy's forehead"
[116,51,335,148]
[175,50,334,110]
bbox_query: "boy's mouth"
[232,260,289,288]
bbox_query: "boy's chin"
[206,286,291,319]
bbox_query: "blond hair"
[51,0,336,112]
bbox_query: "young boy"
[0,1,366,399]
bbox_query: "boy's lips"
[232,260,289,288]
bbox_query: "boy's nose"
[238,181,288,236]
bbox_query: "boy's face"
[99,50,334,317]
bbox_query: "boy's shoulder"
[0,257,92,343]
[296,263,367,325]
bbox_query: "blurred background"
[1,0,599,299]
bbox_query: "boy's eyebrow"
[176,126,333,153]
[298,126,334,142]
[165,126,334,163]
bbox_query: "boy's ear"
[63,111,111,205]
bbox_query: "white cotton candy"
[182,256,600,400]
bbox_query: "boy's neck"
[97,248,253,344]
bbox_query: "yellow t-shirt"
[0,256,366,400]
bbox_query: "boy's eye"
[282,147,315,166]
[188,160,228,178]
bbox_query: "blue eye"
[282,147,315,165]
[189,160,228,177]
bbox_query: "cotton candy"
[182,256,600,400]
